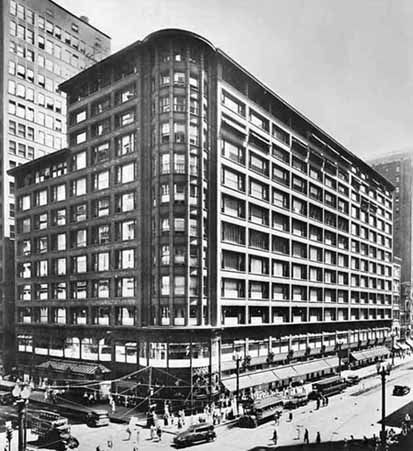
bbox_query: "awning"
[351,346,389,362]
[36,359,110,375]
[221,370,278,392]
[351,350,367,361]
[273,366,297,380]
[292,359,329,377]
[324,356,339,368]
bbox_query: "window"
[51,184,66,202]
[71,178,87,196]
[93,142,110,163]
[173,96,185,112]
[35,189,48,206]
[222,140,245,165]
[174,122,186,143]
[115,84,136,104]
[118,220,135,241]
[93,171,110,191]
[117,249,134,269]
[272,124,290,144]
[74,229,87,248]
[73,109,86,124]
[116,133,135,156]
[92,95,111,115]
[116,163,135,184]
[116,110,135,127]
[174,72,185,85]
[52,208,66,226]
[116,192,135,212]
[222,222,245,245]
[94,198,110,217]
[222,167,245,191]
[116,277,135,297]
[71,204,87,222]
[92,118,111,137]
[73,130,87,145]
[73,255,87,273]
[95,252,109,271]
[161,276,170,295]
[222,90,245,116]
[250,109,269,131]
[250,179,269,201]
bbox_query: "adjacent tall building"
[0,0,110,370]
[11,29,395,392]
[371,152,413,335]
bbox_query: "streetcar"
[239,394,283,428]
[309,375,347,399]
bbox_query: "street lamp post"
[233,351,243,416]
[377,361,392,445]
[12,383,32,451]
[390,331,396,367]
[336,339,344,377]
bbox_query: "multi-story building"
[371,152,413,334]
[0,0,110,370]
[11,29,394,393]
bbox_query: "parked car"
[345,375,361,386]
[86,410,109,427]
[393,385,410,396]
[173,423,216,447]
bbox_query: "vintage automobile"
[173,423,216,447]
[85,410,109,427]
[345,375,361,386]
[393,385,410,396]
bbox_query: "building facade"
[11,29,394,392]
[0,0,110,369]
[371,153,413,335]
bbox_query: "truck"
[29,410,79,450]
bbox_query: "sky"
[56,0,413,160]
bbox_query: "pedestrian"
[325,396,329,406]
[304,428,309,444]
[272,428,278,445]
[156,425,162,441]
[405,413,411,430]
[289,411,293,422]
[150,424,156,440]
[316,398,320,410]
[126,425,132,441]
[111,398,116,414]
[177,417,183,429]
[316,432,321,443]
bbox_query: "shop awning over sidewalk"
[36,359,110,376]
[221,371,278,392]
[351,346,389,362]
[292,359,330,377]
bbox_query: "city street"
[1,359,411,450]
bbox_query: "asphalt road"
[1,361,413,450]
